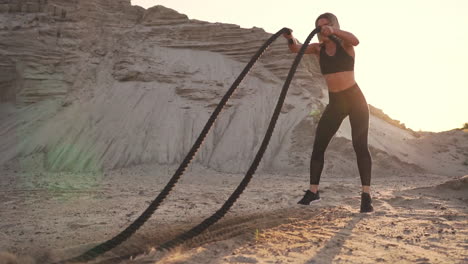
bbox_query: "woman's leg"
[349,93,374,212]
[309,104,347,191]
[349,102,372,189]
[298,104,346,205]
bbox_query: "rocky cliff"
[1,0,466,176]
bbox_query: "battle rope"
[157,27,321,250]
[56,27,293,264]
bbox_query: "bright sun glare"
[131,0,468,132]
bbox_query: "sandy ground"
[0,163,467,264]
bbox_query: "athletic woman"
[283,13,373,213]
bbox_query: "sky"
[131,0,467,132]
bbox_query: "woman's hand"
[320,25,335,36]
[283,28,293,39]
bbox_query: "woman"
[283,13,373,213]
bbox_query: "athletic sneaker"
[360,192,374,213]
[297,190,321,205]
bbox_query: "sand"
[0,162,466,264]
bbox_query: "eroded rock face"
[0,55,16,102]
[1,0,466,176]
[0,0,144,104]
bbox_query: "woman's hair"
[315,12,340,29]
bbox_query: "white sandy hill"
[0,0,467,178]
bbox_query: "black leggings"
[310,83,372,186]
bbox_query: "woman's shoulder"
[310,42,323,52]
[305,42,321,55]
[340,41,355,58]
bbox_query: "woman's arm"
[321,26,359,46]
[283,31,320,54]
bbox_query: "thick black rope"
[157,27,321,251]
[56,27,292,264]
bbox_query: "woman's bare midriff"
[323,71,356,92]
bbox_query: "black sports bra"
[319,39,354,75]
